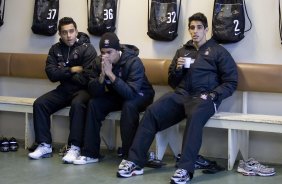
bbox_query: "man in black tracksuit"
[29,17,97,163]
[117,13,238,184]
[72,32,155,165]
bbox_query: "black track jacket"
[168,38,238,105]
[45,32,97,94]
[88,44,155,100]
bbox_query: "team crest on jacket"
[205,48,211,55]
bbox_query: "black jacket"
[88,44,155,100]
[168,39,238,105]
[45,32,97,93]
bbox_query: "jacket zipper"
[66,47,70,64]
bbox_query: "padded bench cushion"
[237,63,282,93]
[142,59,170,86]
[10,53,47,79]
[0,53,11,76]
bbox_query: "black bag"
[87,0,118,36]
[212,0,252,44]
[31,0,59,36]
[0,0,5,27]
[147,0,182,41]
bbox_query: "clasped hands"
[99,56,116,83]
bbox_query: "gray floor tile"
[0,147,281,184]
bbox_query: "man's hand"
[70,66,83,73]
[58,62,66,69]
[176,57,185,70]
[102,57,116,82]
[102,59,113,76]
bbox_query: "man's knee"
[87,99,103,114]
[139,107,159,131]
[71,100,87,110]
[33,97,47,109]
[123,101,138,112]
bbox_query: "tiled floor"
[0,146,281,184]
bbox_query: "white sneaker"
[117,159,144,178]
[170,169,191,184]
[73,156,99,165]
[62,145,80,164]
[28,143,52,159]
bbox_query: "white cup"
[183,57,192,68]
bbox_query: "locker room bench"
[1,53,282,171]
[0,53,171,150]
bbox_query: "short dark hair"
[188,13,208,29]
[58,17,77,32]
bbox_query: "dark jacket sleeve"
[88,57,106,97]
[213,49,238,103]
[45,46,72,82]
[168,49,186,89]
[71,44,97,87]
[112,58,145,100]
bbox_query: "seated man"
[28,17,97,164]
[73,32,155,164]
[116,12,238,184]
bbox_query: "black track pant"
[33,89,90,147]
[128,91,215,173]
[81,92,154,158]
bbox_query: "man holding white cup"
[117,12,238,184]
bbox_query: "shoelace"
[120,160,133,170]
[247,161,267,169]
[35,144,50,153]
[175,169,187,177]
[67,148,79,155]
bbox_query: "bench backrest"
[237,63,282,93]
[0,52,47,79]
[2,52,282,93]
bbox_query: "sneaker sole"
[238,168,275,177]
[117,170,144,178]
[257,172,276,177]
[170,178,189,184]
[241,172,257,176]
[0,147,9,152]
[237,167,256,176]
[28,153,53,160]
[62,156,78,164]
[63,160,74,164]
[73,159,99,165]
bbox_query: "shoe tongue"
[71,145,80,151]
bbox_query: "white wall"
[1,0,282,163]
[1,0,282,63]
